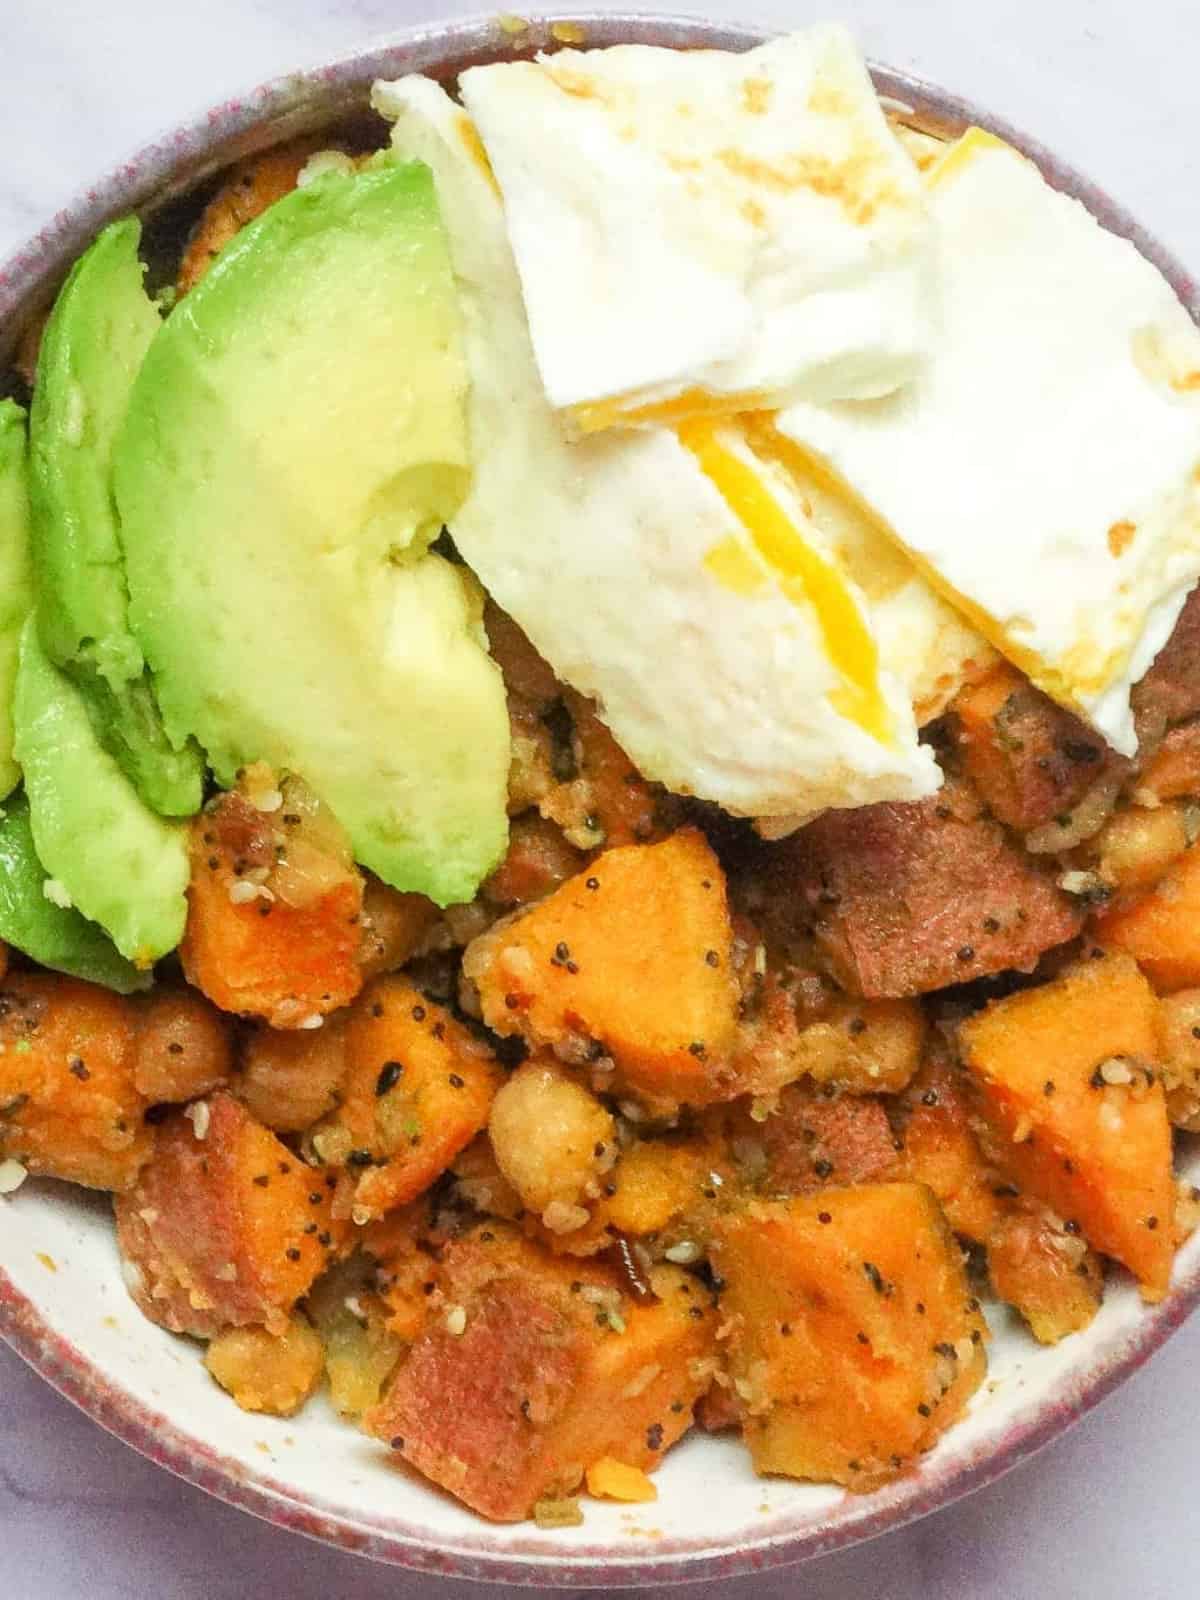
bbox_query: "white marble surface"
[3,1,1200,1595]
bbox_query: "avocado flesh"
[113,162,509,906]
[0,789,150,993]
[0,403,35,800]
[13,618,189,965]
[29,216,204,816]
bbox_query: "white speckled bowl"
[2,13,1199,1587]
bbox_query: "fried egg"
[455,25,935,430]
[778,129,1200,756]
[373,75,940,822]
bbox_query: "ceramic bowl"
[2,13,1199,1588]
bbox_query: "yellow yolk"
[679,418,894,745]
[703,534,769,595]
[925,125,1015,190]
[570,386,772,435]
[457,114,500,195]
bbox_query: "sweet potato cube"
[1137,723,1200,803]
[953,663,1110,831]
[739,1084,900,1196]
[314,976,500,1222]
[364,1227,716,1522]
[0,973,149,1190]
[769,781,1083,998]
[712,1186,987,1490]
[182,789,363,1028]
[204,1314,325,1416]
[960,953,1174,1296]
[470,829,739,1105]
[114,1093,338,1337]
[1098,845,1200,992]
[897,1053,1004,1245]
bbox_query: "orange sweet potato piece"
[735,1083,900,1196]
[177,137,326,294]
[469,829,739,1107]
[182,785,363,1027]
[897,1052,1005,1244]
[313,976,500,1223]
[1094,803,1189,894]
[114,1093,339,1337]
[1099,845,1200,991]
[960,952,1174,1297]
[898,1054,1103,1342]
[952,662,1110,832]
[132,987,233,1104]
[712,1186,987,1491]
[236,1013,349,1134]
[1137,723,1200,802]
[204,1314,325,1416]
[0,973,149,1190]
[363,1226,716,1521]
[769,779,1084,998]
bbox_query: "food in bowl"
[2,18,1200,1531]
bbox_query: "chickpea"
[1158,990,1200,1131]
[132,988,232,1103]
[488,1060,615,1228]
[237,1015,348,1133]
[1097,803,1189,892]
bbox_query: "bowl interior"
[2,13,1200,1588]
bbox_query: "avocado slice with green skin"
[13,617,189,965]
[29,216,205,817]
[0,789,150,993]
[113,161,510,906]
[0,402,36,801]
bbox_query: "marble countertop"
[3,2,1200,1595]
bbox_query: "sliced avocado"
[0,402,35,800]
[29,216,205,816]
[13,618,189,965]
[0,789,150,993]
[113,162,509,906]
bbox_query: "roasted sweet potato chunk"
[312,976,500,1223]
[713,1186,987,1491]
[182,783,363,1027]
[1136,723,1200,803]
[1132,585,1200,742]
[897,1052,1005,1244]
[363,1226,715,1521]
[765,780,1083,998]
[960,953,1174,1297]
[734,1082,900,1196]
[469,829,739,1106]
[132,988,233,1104]
[953,662,1111,832]
[0,973,148,1190]
[114,1093,338,1337]
[897,1053,1103,1342]
[177,136,326,294]
[1098,844,1200,991]
[204,1314,324,1416]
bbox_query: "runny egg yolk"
[678,418,895,745]
[570,386,772,436]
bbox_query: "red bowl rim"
[2,11,1198,1586]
